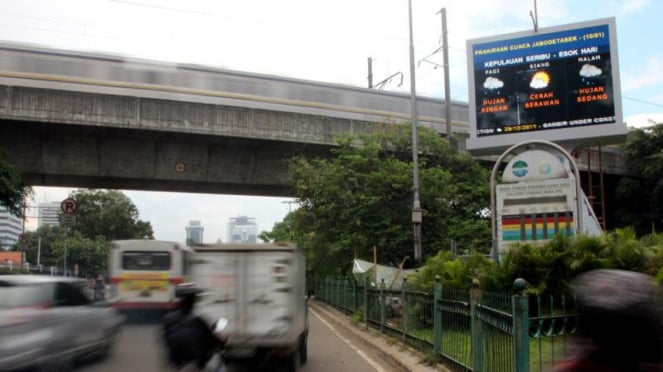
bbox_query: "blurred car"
[0,275,124,371]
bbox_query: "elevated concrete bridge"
[0,43,627,196]
[0,43,472,196]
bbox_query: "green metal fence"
[309,276,580,372]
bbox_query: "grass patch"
[350,311,363,326]
[422,350,442,366]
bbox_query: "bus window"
[121,251,171,271]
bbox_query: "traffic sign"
[61,214,76,227]
[61,198,77,214]
[18,233,28,251]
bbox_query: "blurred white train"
[0,41,469,133]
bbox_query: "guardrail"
[0,262,74,276]
[309,277,580,372]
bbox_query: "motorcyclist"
[552,269,663,372]
[161,283,225,371]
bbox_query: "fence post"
[343,276,348,313]
[338,277,343,311]
[401,277,408,344]
[513,278,530,372]
[380,278,386,333]
[433,275,442,353]
[325,277,330,303]
[363,277,369,330]
[470,279,483,372]
[327,277,332,303]
[352,277,357,313]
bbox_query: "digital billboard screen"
[466,18,625,154]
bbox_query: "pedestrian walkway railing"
[309,277,580,372]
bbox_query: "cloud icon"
[579,64,602,78]
[530,71,551,89]
[483,76,504,90]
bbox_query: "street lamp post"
[408,0,423,265]
[282,200,296,241]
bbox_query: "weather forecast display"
[470,23,615,137]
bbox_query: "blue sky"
[1,0,661,242]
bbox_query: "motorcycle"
[203,317,229,372]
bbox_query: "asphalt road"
[78,307,396,372]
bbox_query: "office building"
[0,207,23,250]
[38,202,61,228]
[185,220,204,245]
[227,216,257,243]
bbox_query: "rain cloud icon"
[579,64,602,78]
[483,76,504,90]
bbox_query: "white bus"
[108,240,195,311]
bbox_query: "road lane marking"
[310,307,387,372]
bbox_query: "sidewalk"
[310,300,451,372]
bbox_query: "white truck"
[191,242,308,371]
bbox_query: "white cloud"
[483,77,504,90]
[529,75,549,89]
[624,112,663,128]
[621,55,663,92]
[618,0,651,15]
[579,64,602,78]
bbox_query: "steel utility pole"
[408,0,422,265]
[367,57,373,88]
[438,8,454,148]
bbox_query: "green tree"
[286,126,491,275]
[408,250,494,292]
[10,190,152,277]
[16,225,63,268]
[259,214,295,243]
[69,189,154,240]
[11,225,109,276]
[50,231,109,277]
[615,124,663,235]
[0,147,32,217]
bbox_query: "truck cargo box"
[191,242,308,369]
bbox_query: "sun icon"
[530,71,551,89]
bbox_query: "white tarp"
[352,258,416,289]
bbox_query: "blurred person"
[94,275,106,301]
[161,284,225,371]
[552,269,663,372]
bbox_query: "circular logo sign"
[175,162,186,173]
[539,162,552,175]
[511,160,529,178]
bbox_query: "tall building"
[227,216,257,243]
[38,202,61,228]
[185,220,204,245]
[0,207,23,250]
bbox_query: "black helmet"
[571,269,662,368]
[175,283,204,299]
[573,269,658,313]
